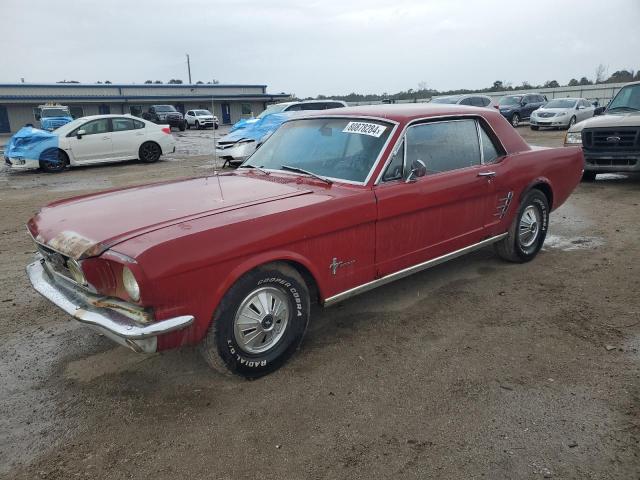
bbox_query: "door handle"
[102,136,110,140]
[477,171,496,178]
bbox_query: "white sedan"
[4,114,176,173]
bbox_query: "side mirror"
[577,105,584,110]
[594,106,606,116]
[76,129,86,139]
[406,159,427,183]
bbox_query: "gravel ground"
[0,127,638,479]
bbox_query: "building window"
[33,107,42,121]
[69,106,84,119]
[241,103,252,115]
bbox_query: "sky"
[2,0,640,98]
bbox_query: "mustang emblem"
[329,257,355,275]
[606,136,621,143]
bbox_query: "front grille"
[582,127,640,152]
[538,112,555,118]
[37,243,74,282]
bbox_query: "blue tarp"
[4,126,60,164]
[222,112,298,144]
[229,117,259,132]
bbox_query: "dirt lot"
[0,127,638,479]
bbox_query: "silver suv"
[564,82,640,181]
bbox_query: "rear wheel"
[39,148,68,173]
[511,113,520,128]
[139,142,161,163]
[582,170,597,182]
[201,263,310,378]
[495,189,549,263]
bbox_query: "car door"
[67,118,113,163]
[521,95,535,119]
[578,99,593,121]
[373,118,495,277]
[111,117,144,160]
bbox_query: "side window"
[481,97,491,107]
[112,118,136,132]
[33,107,42,121]
[300,103,324,110]
[186,111,192,116]
[133,119,145,129]
[406,119,481,175]
[324,102,344,109]
[460,97,474,106]
[471,97,484,107]
[285,104,303,111]
[523,96,531,104]
[69,106,84,119]
[78,118,109,135]
[241,103,252,115]
[479,126,500,163]
[382,140,405,182]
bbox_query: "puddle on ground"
[543,234,604,251]
[64,347,155,382]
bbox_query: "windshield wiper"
[280,165,333,185]
[239,164,270,175]
[608,106,640,112]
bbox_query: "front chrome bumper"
[26,257,194,353]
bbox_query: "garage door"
[0,106,9,133]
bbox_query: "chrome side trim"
[323,233,508,307]
[27,258,194,350]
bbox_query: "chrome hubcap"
[233,287,290,354]
[519,205,541,248]
[512,115,519,127]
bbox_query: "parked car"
[37,104,74,131]
[142,105,185,131]
[230,99,348,132]
[185,109,219,130]
[431,94,495,108]
[26,104,583,377]
[530,98,595,130]
[4,114,176,173]
[564,81,640,181]
[498,93,547,127]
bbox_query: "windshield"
[499,96,522,106]
[244,118,392,183]
[431,96,459,104]
[608,84,640,111]
[41,108,70,118]
[155,105,177,112]
[257,104,289,118]
[194,110,212,115]
[544,99,577,109]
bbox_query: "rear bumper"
[26,257,194,353]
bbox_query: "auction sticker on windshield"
[342,121,387,138]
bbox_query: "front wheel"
[139,142,161,163]
[179,122,186,132]
[39,148,68,173]
[201,263,310,378]
[195,121,200,130]
[510,113,520,128]
[582,171,597,182]
[495,189,549,263]
[567,116,576,129]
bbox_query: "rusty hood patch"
[27,174,314,260]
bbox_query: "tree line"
[304,66,640,102]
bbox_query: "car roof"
[302,103,501,123]
[73,114,140,121]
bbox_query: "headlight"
[67,259,87,286]
[564,132,582,145]
[122,267,140,301]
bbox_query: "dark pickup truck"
[564,81,640,181]
[142,105,186,131]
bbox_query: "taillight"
[162,127,171,134]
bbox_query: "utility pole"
[186,54,192,84]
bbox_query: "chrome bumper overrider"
[26,257,194,353]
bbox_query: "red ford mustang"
[26,104,583,377]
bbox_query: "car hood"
[568,111,640,132]
[27,174,314,260]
